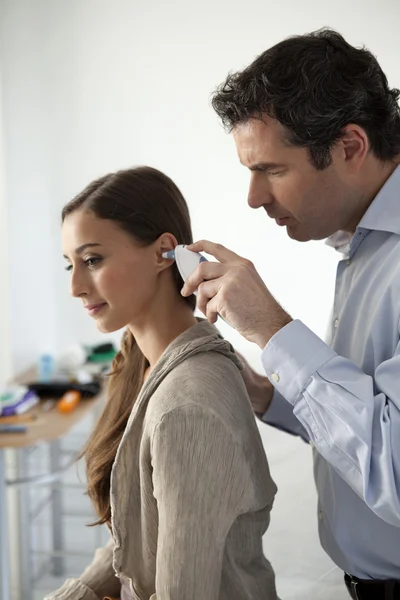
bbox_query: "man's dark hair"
[212,29,400,169]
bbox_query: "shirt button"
[318,510,324,521]
[271,373,280,383]
[334,318,339,328]
[309,440,315,448]
[346,259,351,266]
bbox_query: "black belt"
[345,573,400,600]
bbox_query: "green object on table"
[87,350,116,363]
[86,343,117,363]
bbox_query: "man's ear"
[336,124,370,173]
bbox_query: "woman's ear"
[156,233,178,269]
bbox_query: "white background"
[1,2,399,598]
[1,0,399,375]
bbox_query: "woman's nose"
[70,266,89,298]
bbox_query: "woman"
[47,166,278,600]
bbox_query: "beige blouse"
[45,321,278,600]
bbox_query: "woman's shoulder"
[165,348,244,393]
[146,350,254,432]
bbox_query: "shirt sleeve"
[150,404,274,599]
[44,536,120,600]
[260,388,309,442]
[261,319,400,527]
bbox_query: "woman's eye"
[85,257,102,268]
[64,257,102,272]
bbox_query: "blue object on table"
[0,425,27,434]
[38,353,55,383]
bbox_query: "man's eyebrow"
[247,162,284,171]
[63,243,102,260]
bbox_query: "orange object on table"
[57,390,81,413]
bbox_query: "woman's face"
[62,209,163,333]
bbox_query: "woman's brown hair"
[62,166,196,525]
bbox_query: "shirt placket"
[331,229,370,343]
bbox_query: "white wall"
[0,62,13,383]
[1,0,400,372]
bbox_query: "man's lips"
[276,217,290,225]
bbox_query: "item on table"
[0,386,39,417]
[0,424,27,434]
[57,390,81,413]
[57,344,87,372]
[0,413,37,424]
[27,380,101,398]
[38,353,55,383]
[86,342,117,363]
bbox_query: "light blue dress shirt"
[262,165,400,579]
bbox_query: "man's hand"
[181,240,293,348]
[236,351,274,415]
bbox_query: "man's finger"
[195,279,221,319]
[205,296,220,325]
[181,261,226,297]
[187,240,243,263]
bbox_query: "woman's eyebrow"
[63,243,102,260]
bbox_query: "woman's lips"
[85,303,107,317]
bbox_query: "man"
[181,29,400,600]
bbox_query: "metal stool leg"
[0,448,11,600]
[17,448,33,600]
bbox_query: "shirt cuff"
[262,388,309,442]
[261,319,336,405]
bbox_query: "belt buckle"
[346,573,362,600]
[350,579,361,600]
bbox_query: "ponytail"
[84,329,147,525]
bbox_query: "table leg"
[0,448,11,600]
[50,440,64,576]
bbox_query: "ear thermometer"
[162,245,208,294]
[163,245,231,327]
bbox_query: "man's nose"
[247,175,274,209]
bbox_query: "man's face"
[233,116,359,241]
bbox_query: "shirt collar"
[326,164,400,254]
[325,230,352,254]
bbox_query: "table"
[0,373,106,600]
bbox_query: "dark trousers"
[345,573,400,599]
